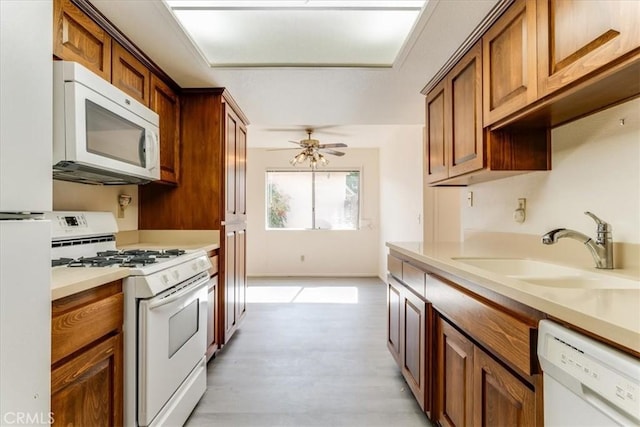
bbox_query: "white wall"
[53,181,139,231]
[247,147,380,276]
[378,126,424,279]
[462,98,640,243]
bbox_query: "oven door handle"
[147,277,209,310]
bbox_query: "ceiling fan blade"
[266,148,303,151]
[319,148,345,156]
[318,143,347,148]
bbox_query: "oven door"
[138,275,208,426]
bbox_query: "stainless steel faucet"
[541,212,614,269]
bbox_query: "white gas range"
[49,211,211,427]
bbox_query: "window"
[266,170,360,230]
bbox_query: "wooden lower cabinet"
[206,250,219,360]
[386,276,431,414]
[222,227,247,343]
[387,279,402,364]
[51,281,123,426]
[435,315,538,427]
[473,346,536,426]
[436,317,474,427]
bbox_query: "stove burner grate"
[52,249,187,268]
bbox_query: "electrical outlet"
[514,198,526,223]
[467,191,473,207]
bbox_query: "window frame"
[265,168,362,231]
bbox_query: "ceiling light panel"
[166,0,426,67]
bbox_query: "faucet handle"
[584,211,611,233]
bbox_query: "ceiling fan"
[271,129,348,168]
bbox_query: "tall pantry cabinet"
[139,88,248,347]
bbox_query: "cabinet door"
[449,42,484,177]
[224,229,237,342]
[402,289,429,412]
[237,124,247,220]
[53,0,112,80]
[473,347,536,427]
[206,276,218,360]
[387,278,402,365]
[51,333,123,427]
[236,229,247,323]
[482,0,537,126]
[436,317,474,427]
[537,0,640,97]
[150,74,181,184]
[112,42,150,106]
[425,80,449,183]
[224,106,239,222]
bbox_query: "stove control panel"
[46,211,118,240]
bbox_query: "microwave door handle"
[148,131,159,171]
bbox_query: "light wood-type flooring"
[185,277,432,427]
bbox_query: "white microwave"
[53,61,160,185]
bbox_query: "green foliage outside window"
[268,182,291,228]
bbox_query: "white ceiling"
[91,0,498,147]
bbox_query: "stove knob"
[192,262,198,271]
[198,259,206,269]
[172,270,180,280]
[162,274,169,284]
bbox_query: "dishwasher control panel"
[538,320,640,424]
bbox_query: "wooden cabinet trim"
[52,287,123,365]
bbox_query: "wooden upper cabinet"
[112,42,151,106]
[425,43,484,184]
[482,0,537,126]
[537,0,640,97]
[53,0,111,80]
[150,74,181,184]
[448,42,484,178]
[425,80,448,183]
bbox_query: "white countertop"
[387,241,640,355]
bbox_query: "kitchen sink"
[452,257,640,289]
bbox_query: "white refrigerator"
[0,0,53,424]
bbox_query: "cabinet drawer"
[403,262,426,297]
[387,254,402,279]
[427,275,536,376]
[209,254,219,276]
[52,282,123,365]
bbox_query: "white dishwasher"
[538,320,640,426]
